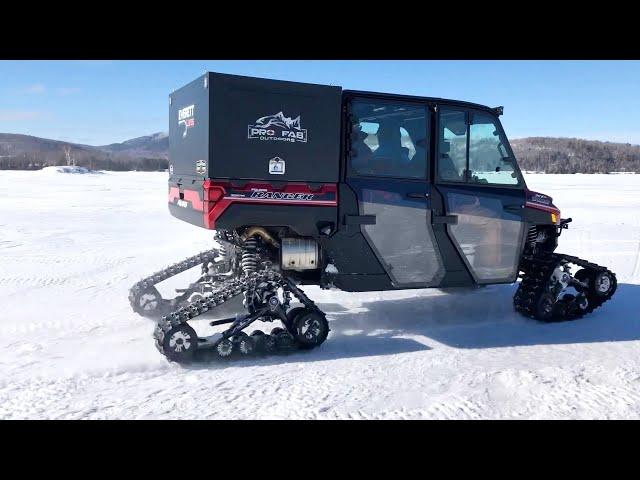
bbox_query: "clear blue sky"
[1,60,639,146]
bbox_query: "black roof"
[343,89,499,115]
[197,72,500,115]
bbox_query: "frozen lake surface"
[0,171,639,419]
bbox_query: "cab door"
[345,96,445,288]
[433,106,527,284]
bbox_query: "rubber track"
[153,270,283,356]
[128,248,221,312]
[514,253,617,322]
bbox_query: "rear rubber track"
[153,270,329,361]
[129,247,223,316]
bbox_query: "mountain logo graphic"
[248,111,308,143]
[255,112,302,130]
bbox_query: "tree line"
[1,136,639,173]
[0,152,168,172]
[510,137,640,174]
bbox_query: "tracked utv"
[130,72,617,362]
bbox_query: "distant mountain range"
[100,132,168,157]
[0,132,639,173]
[0,132,169,171]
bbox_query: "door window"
[350,100,428,179]
[469,113,520,185]
[437,108,522,186]
[438,109,467,182]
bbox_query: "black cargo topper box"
[169,72,342,183]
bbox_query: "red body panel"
[169,181,338,230]
[524,188,561,223]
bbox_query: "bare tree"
[62,145,75,167]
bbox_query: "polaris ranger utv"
[129,72,617,362]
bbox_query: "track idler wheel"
[162,324,198,363]
[592,270,617,298]
[274,330,296,350]
[292,309,330,349]
[251,330,276,354]
[551,293,584,320]
[131,286,171,319]
[575,268,617,300]
[285,307,306,335]
[234,332,256,356]
[535,293,556,322]
[216,339,234,358]
[270,327,285,336]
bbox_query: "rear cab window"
[349,99,428,180]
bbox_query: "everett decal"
[178,104,195,138]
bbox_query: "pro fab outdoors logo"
[178,104,195,138]
[248,112,307,143]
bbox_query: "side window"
[350,100,427,179]
[469,113,520,185]
[438,109,467,182]
[438,108,522,186]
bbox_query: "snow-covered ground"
[40,166,98,175]
[0,171,639,419]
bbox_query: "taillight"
[206,187,224,202]
[203,183,225,211]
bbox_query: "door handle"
[407,192,430,199]
[344,214,376,226]
[504,204,524,212]
[433,215,458,225]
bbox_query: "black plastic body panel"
[331,274,393,292]
[167,177,206,228]
[169,72,342,183]
[168,202,204,228]
[215,203,337,238]
[169,75,210,179]
[325,182,387,275]
[523,206,556,224]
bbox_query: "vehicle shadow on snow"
[183,283,638,368]
[187,330,431,369]
[324,283,640,350]
[182,299,430,369]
